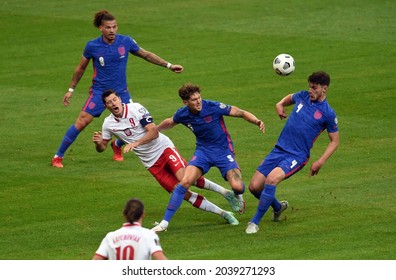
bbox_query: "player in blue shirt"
[152,83,265,232]
[246,71,340,234]
[52,10,183,168]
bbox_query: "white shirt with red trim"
[95,222,163,260]
[102,102,174,168]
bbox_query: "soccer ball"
[273,54,295,76]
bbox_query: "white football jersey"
[102,103,174,168]
[95,223,163,260]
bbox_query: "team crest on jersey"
[204,115,212,123]
[118,46,126,56]
[88,102,96,109]
[219,103,226,109]
[123,128,132,136]
[314,110,323,120]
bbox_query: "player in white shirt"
[92,90,240,227]
[93,198,167,260]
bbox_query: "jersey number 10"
[115,245,135,260]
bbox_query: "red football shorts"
[148,147,188,192]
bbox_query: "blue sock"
[56,125,80,157]
[233,182,245,195]
[251,184,277,225]
[163,184,187,222]
[115,138,124,147]
[271,198,281,212]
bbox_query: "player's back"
[96,223,163,260]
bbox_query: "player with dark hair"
[52,10,183,168]
[93,198,167,260]
[93,90,240,226]
[246,71,339,234]
[151,83,265,232]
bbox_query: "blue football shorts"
[257,147,309,179]
[82,90,131,117]
[189,146,240,180]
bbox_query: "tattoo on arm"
[142,50,165,66]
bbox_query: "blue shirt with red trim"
[173,100,233,151]
[83,34,140,95]
[276,90,338,157]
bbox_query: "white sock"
[188,192,223,215]
[202,178,229,196]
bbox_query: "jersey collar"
[113,103,128,122]
[123,222,141,227]
[122,103,128,118]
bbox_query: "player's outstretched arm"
[156,117,178,132]
[229,106,265,133]
[134,48,183,73]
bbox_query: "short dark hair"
[93,10,116,28]
[308,71,330,86]
[178,83,201,101]
[102,89,118,104]
[123,198,144,224]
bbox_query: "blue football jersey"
[173,100,233,150]
[275,90,338,156]
[83,34,140,95]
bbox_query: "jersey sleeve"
[325,110,339,133]
[127,36,140,53]
[134,103,154,127]
[101,119,113,141]
[82,41,93,60]
[147,231,163,256]
[209,100,232,116]
[94,234,111,259]
[172,108,183,124]
[219,102,232,115]
[291,90,305,103]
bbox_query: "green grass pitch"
[0,0,395,260]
